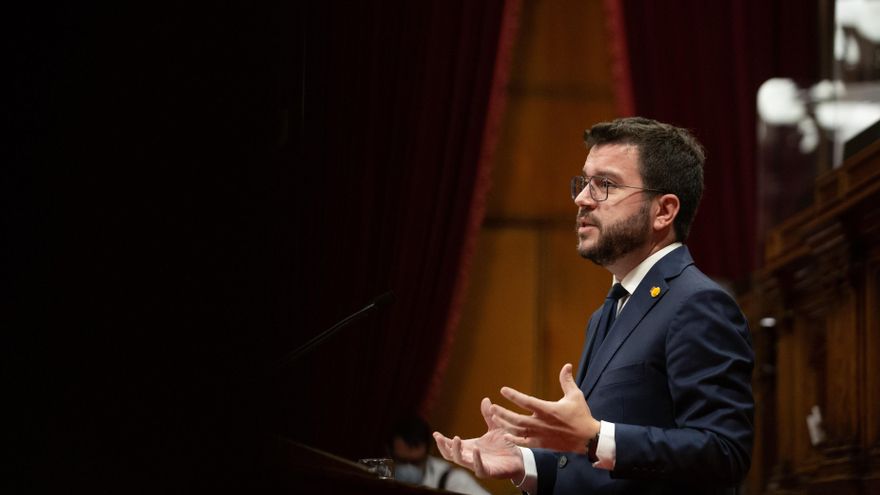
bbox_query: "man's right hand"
[432,397,525,481]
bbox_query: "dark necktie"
[586,283,628,368]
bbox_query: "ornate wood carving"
[745,140,880,494]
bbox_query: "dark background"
[8,2,304,491]
[6,1,506,491]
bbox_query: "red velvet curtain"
[278,0,518,460]
[609,0,821,283]
[8,0,515,490]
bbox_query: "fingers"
[480,397,498,430]
[435,432,477,472]
[500,386,554,414]
[433,432,455,461]
[491,404,533,437]
[559,363,580,396]
[452,436,465,466]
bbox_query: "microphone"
[270,290,394,373]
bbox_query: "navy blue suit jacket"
[533,246,754,494]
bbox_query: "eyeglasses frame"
[570,175,667,202]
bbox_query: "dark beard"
[578,201,651,266]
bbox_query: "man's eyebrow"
[584,170,623,182]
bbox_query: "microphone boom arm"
[271,291,393,373]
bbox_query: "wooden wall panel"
[865,251,880,490]
[825,287,859,449]
[772,322,797,488]
[486,0,616,221]
[488,97,616,220]
[430,228,539,495]
[515,0,615,89]
[541,228,609,397]
[792,312,822,475]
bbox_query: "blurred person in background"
[389,416,490,495]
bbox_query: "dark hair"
[583,117,705,242]
[388,416,432,449]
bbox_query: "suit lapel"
[575,312,601,385]
[580,246,694,398]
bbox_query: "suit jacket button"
[558,456,568,469]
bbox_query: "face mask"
[394,462,425,484]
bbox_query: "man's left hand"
[491,363,600,453]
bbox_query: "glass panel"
[756,0,880,258]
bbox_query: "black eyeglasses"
[570,176,666,201]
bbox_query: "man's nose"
[574,186,596,209]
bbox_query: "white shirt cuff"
[511,422,615,494]
[513,446,538,494]
[592,420,616,470]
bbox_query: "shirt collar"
[613,242,683,296]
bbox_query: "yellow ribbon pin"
[650,286,661,298]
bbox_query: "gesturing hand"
[432,397,525,481]
[491,363,600,453]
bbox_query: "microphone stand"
[269,291,394,374]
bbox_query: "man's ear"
[653,193,679,232]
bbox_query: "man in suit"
[433,117,754,494]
